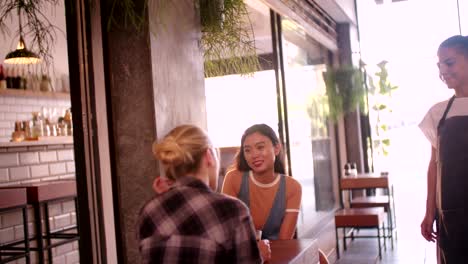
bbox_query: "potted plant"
[367,60,398,160]
[322,64,366,122]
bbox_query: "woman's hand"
[420,213,437,242]
[257,239,271,262]
[152,176,174,194]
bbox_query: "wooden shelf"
[0,136,74,148]
[0,89,70,100]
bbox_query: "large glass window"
[280,18,336,234]
[205,0,278,178]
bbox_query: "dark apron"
[436,96,468,263]
[238,172,286,240]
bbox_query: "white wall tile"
[22,105,33,112]
[0,105,8,112]
[49,162,67,175]
[53,255,65,264]
[4,97,15,104]
[1,211,22,228]
[15,98,28,105]
[56,242,73,255]
[59,174,75,180]
[0,153,19,167]
[65,250,80,264]
[54,214,71,229]
[48,203,63,217]
[4,112,16,121]
[9,105,22,113]
[0,227,14,244]
[0,121,12,128]
[9,166,30,181]
[19,152,39,165]
[57,149,74,161]
[30,164,49,178]
[17,113,31,121]
[14,225,25,240]
[62,200,75,214]
[41,176,59,182]
[40,151,57,162]
[66,162,75,173]
[0,168,8,182]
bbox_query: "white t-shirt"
[419,97,468,148]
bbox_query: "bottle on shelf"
[350,162,358,176]
[19,66,27,90]
[11,121,25,142]
[344,163,351,177]
[31,112,44,140]
[63,109,73,136]
[12,65,20,89]
[5,66,13,89]
[0,65,6,90]
[40,74,51,92]
[23,120,32,140]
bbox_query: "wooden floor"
[334,167,438,263]
[335,229,437,264]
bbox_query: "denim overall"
[237,172,286,240]
[436,96,468,263]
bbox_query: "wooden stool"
[24,180,79,264]
[0,188,30,264]
[335,207,386,260]
[342,175,397,248]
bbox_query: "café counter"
[0,136,79,263]
[0,136,75,184]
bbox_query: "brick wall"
[0,143,78,264]
[0,95,71,143]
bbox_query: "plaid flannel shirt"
[137,176,262,264]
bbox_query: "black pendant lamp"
[4,6,40,64]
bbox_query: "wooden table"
[267,239,318,264]
[341,172,390,190]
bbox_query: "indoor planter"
[322,64,366,122]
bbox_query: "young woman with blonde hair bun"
[137,124,264,263]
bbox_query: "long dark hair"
[439,35,468,56]
[235,124,286,174]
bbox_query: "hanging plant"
[199,0,260,77]
[1,0,62,69]
[1,0,260,77]
[323,65,366,121]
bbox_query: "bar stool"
[335,207,386,260]
[0,188,30,264]
[24,180,79,264]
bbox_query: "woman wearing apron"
[419,35,468,263]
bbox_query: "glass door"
[279,17,336,234]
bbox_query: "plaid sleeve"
[137,208,157,263]
[233,212,262,263]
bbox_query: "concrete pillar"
[102,0,205,262]
[336,23,365,173]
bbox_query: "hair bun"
[153,136,187,166]
[151,124,211,180]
